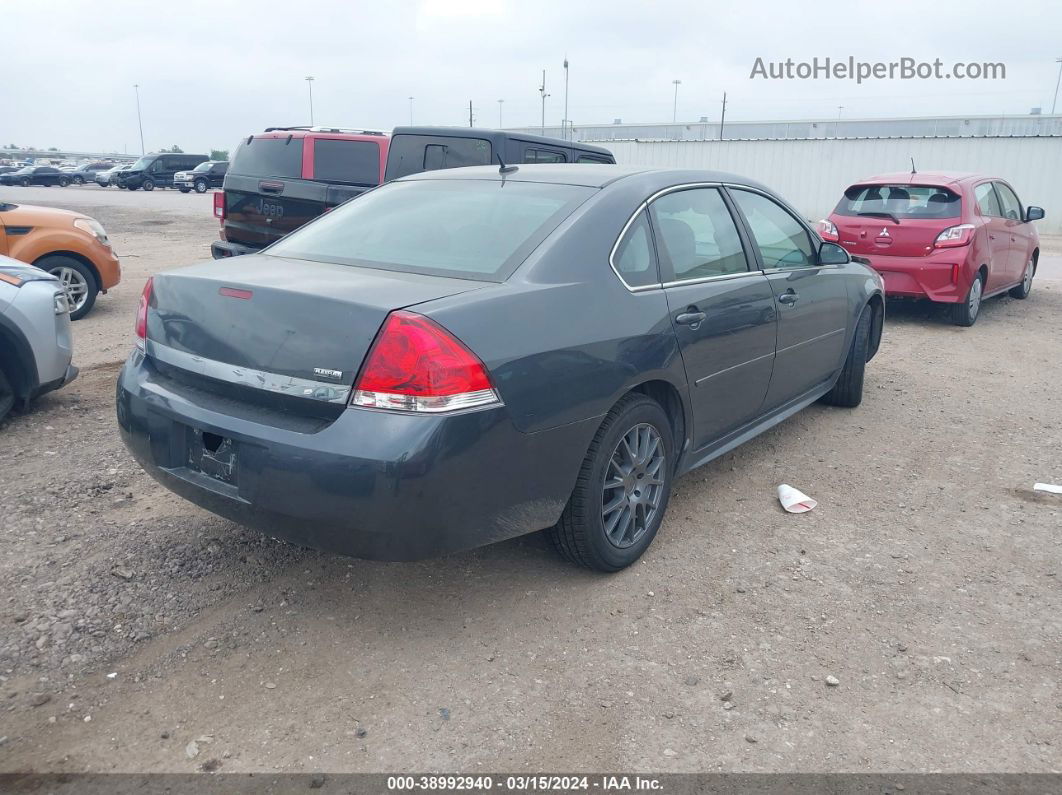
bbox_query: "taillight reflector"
[351,311,499,413]
[135,277,153,347]
[213,191,225,220]
[219,287,253,300]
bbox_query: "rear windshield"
[384,134,493,181]
[229,137,303,179]
[312,139,380,185]
[835,184,961,220]
[265,179,594,282]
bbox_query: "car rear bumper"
[211,239,262,259]
[116,350,596,560]
[859,251,969,303]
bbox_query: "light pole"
[409,96,414,125]
[539,70,550,134]
[837,105,844,119]
[497,99,504,128]
[305,76,315,126]
[563,57,569,140]
[672,79,681,124]
[1053,57,1062,115]
[133,84,145,154]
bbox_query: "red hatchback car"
[821,172,1044,326]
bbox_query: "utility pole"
[563,57,570,140]
[305,76,315,126]
[672,79,681,124]
[409,96,414,125]
[468,100,474,128]
[719,91,727,140]
[133,84,145,154]
[497,99,504,128]
[1053,57,1062,115]
[539,70,549,134]
[837,105,844,119]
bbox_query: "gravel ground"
[0,185,1060,773]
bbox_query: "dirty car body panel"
[118,165,882,561]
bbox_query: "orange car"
[0,201,121,319]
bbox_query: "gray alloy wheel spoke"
[601,422,666,549]
[53,267,88,310]
[602,492,627,516]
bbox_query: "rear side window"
[265,179,594,282]
[385,135,492,180]
[525,148,567,163]
[611,210,658,288]
[974,183,1002,217]
[576,154,613,164]
[835,184,960,220]
[229,137,303,179]
[650,188,749,280]
[312,139,380,185]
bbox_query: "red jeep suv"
[822,172,1044,326]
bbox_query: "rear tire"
[0,367,15,424]
[1009,257,1035,299]
[58,176,70,187]
[549,394,674,572]
[821,306,871,408]
[72,175,84,185]
[952,272,984,326]
[19,178,29,187]
[142,179,155,191]
[38,255,97,320]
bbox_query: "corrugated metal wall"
[604,137,1062,234]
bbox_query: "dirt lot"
[1,185,1061,773]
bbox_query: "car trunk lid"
[831,183,962,258]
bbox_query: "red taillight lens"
[818,219,839,242]
[213,191,225,220]
[934,223,974,248]
[351,311,499,413]
[135,277,153,345]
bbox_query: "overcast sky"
[2,0,1059,155]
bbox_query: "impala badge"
[314,367,343,380]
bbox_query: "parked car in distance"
[69,162,114,185]
[0,255,77,424]
[0,166,71,187]
[118,153,209,191]
[95,165,122,187]
[104,164,133,187]
[121,165,883,572]
[175,160,227,193]
[0,166,21,176]
[823,171,1043,326]
[211,126,615,258]
[0,201,121,319]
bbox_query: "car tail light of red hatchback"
[934,223,975,248]
[818,219,839,242]
[213,191,226,221]
[135,277,153,348]
[351,310,500,413]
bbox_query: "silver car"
[0,255,77,423]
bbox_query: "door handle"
[777,290,799,305]
[675,310,706,326]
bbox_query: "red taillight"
[351,311,499,413]
[818,218,839,242]
[135,277,153,346]
[934,223,974,249]
[213,191,225,221]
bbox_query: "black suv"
[211,126,614,258]
[118,153,210,191]
[175,160,228,193]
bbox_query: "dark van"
[211,126,615,258]
[118,153,209,191]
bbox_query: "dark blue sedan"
[117,165,884,571]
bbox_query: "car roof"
[400,163,776,192]
[852,171,993,187]
[255,128,388,141]
[391,126,613,156]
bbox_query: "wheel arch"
[623,378,690,467]
[866,294,884,361]
[0,316,37,403]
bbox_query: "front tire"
[38,255,97,320]
[142,179,155,191]
[952,272,984,326]
[549,394,674,572]
[194,178,208,193]
[179,186,191,193]
[19,178,29,187]
[58,176,70,187]
[1009,257,1035,299]
[821,306,871,408]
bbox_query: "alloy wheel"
[51,265,89,313]
[602,423,666,549]
[968,277,982,319]
[1023,260,1034,293]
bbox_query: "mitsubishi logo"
[880,227,890,237]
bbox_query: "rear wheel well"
[977,264,988,284]
[33,250,102,291]
[866,294,884,361]
[627,380,687,462]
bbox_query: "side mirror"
[818,241,850,265]
[1025,206,1045,222]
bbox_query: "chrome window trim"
[146,340,353,404]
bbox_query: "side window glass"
[995,183,1022,221]
[576,155,611,164]
[974,183,1002,217]
[611,210,658,288]
[649,188,748,280]
[730,190,814,268]
[525,149,566,163]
